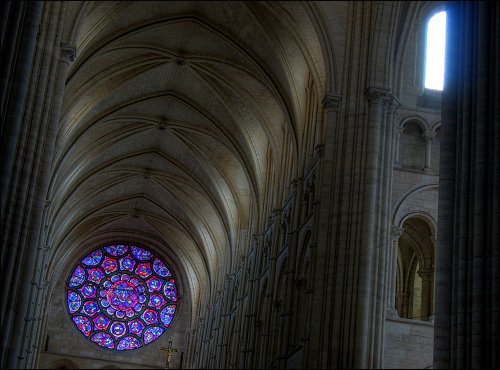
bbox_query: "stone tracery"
[66,244,177,351]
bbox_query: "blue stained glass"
[67,290,82,314]
[83,301,99,317]
[136,263,152,278]
[82,250,103,266]
[73,316,92,337]
[146,277,163,292]
[141,309,158,325]
[164,279,178,302]
[101,257,118,274]
[69,265,85,287]
[160,305,176,327]
[67,243,176,350]
[131,245,153,260]
[117,336,142,351]
[128,319,145,336]
[153,258,171,277]
[110,322,127,338]
[144,326,164,344]
[87,268,104,284]
[93,315,110,330]
[91,332,115,349]
[119,256,135,271]
[104,244,128,257]
[149,294,166,309]
[79,284,97,298]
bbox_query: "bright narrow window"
[424,11,447,90]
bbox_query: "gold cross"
[160,341,178,369]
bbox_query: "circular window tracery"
[66,243,177,350]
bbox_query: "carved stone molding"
[43,199,51,209]
[365,86,391,104]
[385,94,401,114]
[60,43,75,64]
[322,93,342,111]
[424,132,436,144]
[417,269,434,281]
[391,225,404,239]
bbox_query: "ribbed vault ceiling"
[48,1,327,316]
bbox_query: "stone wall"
[383,1,444,367]
[37,272,190,369]
[383,318,434,369]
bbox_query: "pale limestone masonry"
[384,318,434,369]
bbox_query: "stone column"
[394,127,403,166]
[280,179,302,359]
[0,3,69,368]
[418,268,433,321]
[0,0,42,318]
[0,2,42,222]
[373,94,400,368]
[354,86,389,369]
[435,2,500,368]
[423,132,435,171]
[387,226,404,318]
[306,93,341,369]
[428,234,437,320]
[396,292,410,318]
[22,42,74,369]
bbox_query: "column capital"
[365,86,391,104]
[424,132,436,144]
[60,43,76,64]
[384,95,401,114]
[391,225,404,239]
[418,268,434,281]
[322,93,342,111]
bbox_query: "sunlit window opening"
[425,11,446,90]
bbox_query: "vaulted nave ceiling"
[47,1,328,314]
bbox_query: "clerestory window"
[424,11,447,91]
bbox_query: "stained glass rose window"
[67,244,178,350]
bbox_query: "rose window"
[66,244,177,350]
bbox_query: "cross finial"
[160,341,178,369]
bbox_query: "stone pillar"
[0,2,42,221]
[0,3,69,368]
[373,94,400,368]
[22,42,74,369]
[394,127,403,166]
[387,226,404,318]
[418,269,434,321]
[306,93,341,369]
[428,235,437,320]
[424,132,435,171]
[0,0,42,316]
[281,179,302,358]
[435,2,500,368]
[354,86,389,368]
